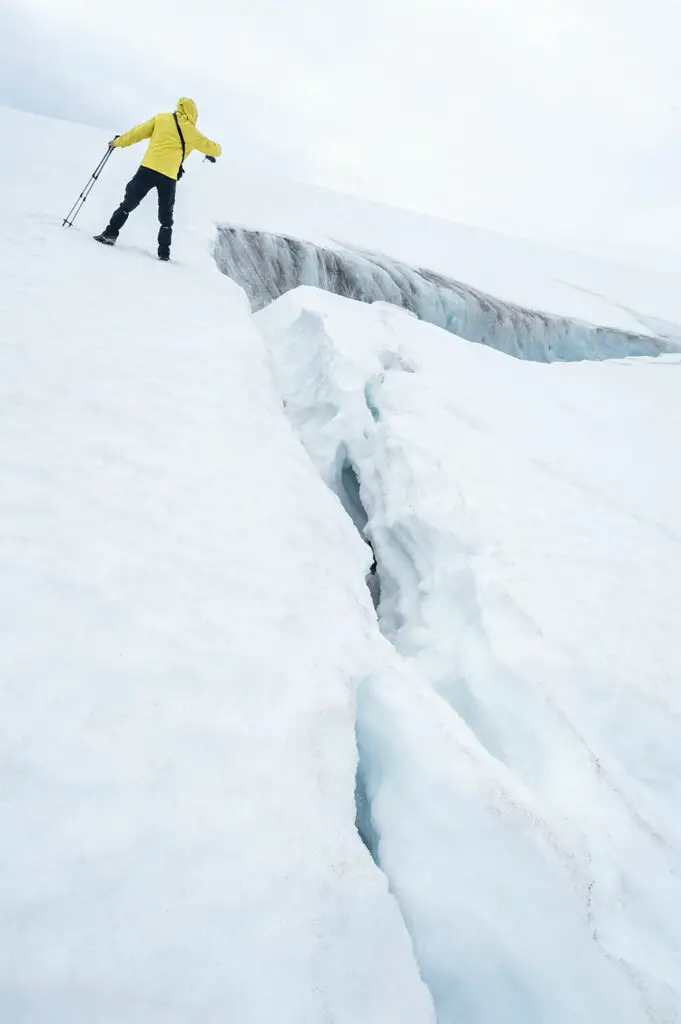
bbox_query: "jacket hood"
[176,97,198,125]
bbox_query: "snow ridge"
[215,226,678,363]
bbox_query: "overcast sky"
[2,0,681,252]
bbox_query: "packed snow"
[1,102,680,1023]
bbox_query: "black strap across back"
[173,113,186,180]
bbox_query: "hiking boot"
[158,252,171,262]
[94,233,116,246]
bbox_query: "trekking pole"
[62,148,114,228]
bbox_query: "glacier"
[214,225,679,362]
[1,102,681,1023]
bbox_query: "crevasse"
[214,226,676,363]
[255,288,681,1024]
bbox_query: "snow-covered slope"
[2,104,681,1023]
[0,109,434,1024]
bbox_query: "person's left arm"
[190,128,221,159]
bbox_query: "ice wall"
[214,226,675,363]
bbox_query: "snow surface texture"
[0,107,434,1024]
[257,289,681,1024]
[215,226,679,362]
[2,102,681,1022]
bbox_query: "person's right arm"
[111,117,156,150]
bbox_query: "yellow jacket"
[113,98,221,180]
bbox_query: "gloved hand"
[205,155,217,164]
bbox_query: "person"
[94,97,221,261]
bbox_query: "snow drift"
[215,225,678,362]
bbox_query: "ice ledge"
[214,225,680,363]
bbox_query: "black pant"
[105,166,177,258]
